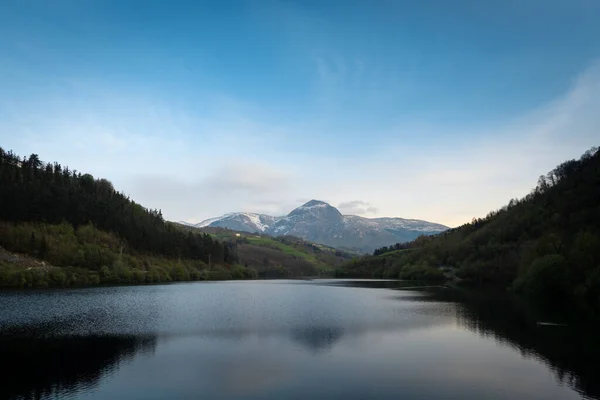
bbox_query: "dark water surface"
[1,280,598,399]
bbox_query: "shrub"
[512,254,569,300]
[399,263,445,281]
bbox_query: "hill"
[194,200,448,253]
[0,147,255,287]
[337,146,600,310]
[175,225,354,278]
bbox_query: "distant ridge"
[193,200,448,253]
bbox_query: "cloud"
[338,201,379,215]
[208,164,290,193]
[126,161,299,222]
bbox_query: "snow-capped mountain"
[196,212,279,233]
[194,200,449,253]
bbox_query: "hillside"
[176,225,354,278]
[194,200,448,252]
[337,146,600,310]
[0,148,255,287]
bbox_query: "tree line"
[372,242,411,256]
[0,147,236,264]
[0,147,258,287]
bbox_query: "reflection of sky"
[0,281,454,338]
[0,281,585,400]
[77,324,581,400]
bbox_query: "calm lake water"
[1,279,598,400]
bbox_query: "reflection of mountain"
[428,289,600,400]
[289,326,344,354]
[1,334,157,400]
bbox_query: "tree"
[27,154,42,171]
[29,232,36,253]
[39,236,49,258]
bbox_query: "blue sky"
[1,0,599,226]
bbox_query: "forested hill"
[0,147,251,287]
[337,146,600,310]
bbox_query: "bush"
[83,244,116,270]
[0,220,260,288]
[399,263,445,281]
[203,270,232,280]
[50,269,67,286]
[512,254,569,300]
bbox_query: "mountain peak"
[287,199,342,220]
[301,199,330,208]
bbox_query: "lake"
[1,279,598,399]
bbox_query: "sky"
[1,0,599,227]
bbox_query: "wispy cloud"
[126,161,298,223]
[338,201,378,215]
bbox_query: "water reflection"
[0,281,598,400]
[0,333,156,400]
[289,326,344,354]
[423,288,600,400]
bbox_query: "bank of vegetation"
[337,146,600,311]
[0,147,255,288]
[181,226,353,278]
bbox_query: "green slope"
[0,148,256,288]
[337,146,600,310]
[186,226,354,277]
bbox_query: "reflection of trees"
[289,326,344,354]
[430,289,600,400]
[1,334,157,400]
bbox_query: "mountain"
[337,146,600,310]
[195,200,448,252]
[196,212,278,233]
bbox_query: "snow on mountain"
[196,215,233,228]
[191,200,449,253]
[177,221,197,227]
[292,200,330,212]
[196,212,279,233]
[241,213,281,232]
[343,215,449,232]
